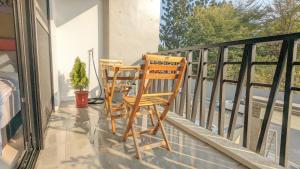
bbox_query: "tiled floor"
[1,126,24,168]
[35,102,247,169]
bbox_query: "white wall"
[108,0,161,65]
[49,0,60,108]
[50,0,103,105]
[50,0,160,107]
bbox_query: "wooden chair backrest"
[140,54,186,94]
[99,59,123,86]
[130,54,187,120]
[101,59,141,104]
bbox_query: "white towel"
[0,80,13,109]
[0,72,21,129]
[0,80,13,154]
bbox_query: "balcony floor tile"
[35,102,247,169]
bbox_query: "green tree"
[160,0,300,86]
[263,0,300,35]
[160,0,192,49]
[186,2,252,45]
[235,0,267,36]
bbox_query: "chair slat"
[100,59,123,63]
[146,54,184,62]
[145,73,178,79]
[142,93,173,97]
[147,64,179,71]
[107,76,140,80]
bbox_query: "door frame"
[11,0,54,168]
[8,0,42,168]
[34,0,54,118]
[24,0,54,150]
[3,0,54,167]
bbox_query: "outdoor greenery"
[70,57,89,91]
[160,0,300,87]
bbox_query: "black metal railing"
[156,32,300,167]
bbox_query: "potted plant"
[70,57,89,108]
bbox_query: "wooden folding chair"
[101,60,140,134]
[122,54,187,159]
[99,59,123,115]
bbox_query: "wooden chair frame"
[101,60,140,134]
[122,54,187,159]
[99,59,123,115]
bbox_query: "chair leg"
[123,117,131,141]
[107,101,112,118]
[111,116,116,134]
[151,105,160,135]
[131,127,142,159]
[148,107,155,127]
[104,99,108,115]
[123,105,132,141]
[123,131,128,142]
[152,105,171,151]
[123,104,129,119]
[158,120,171,151]
[104,94,111,117]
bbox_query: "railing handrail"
[158,32,300,54]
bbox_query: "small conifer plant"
[70,57,89,91]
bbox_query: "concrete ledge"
[166,112,284,169]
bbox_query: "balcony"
[2,0,300,168]
[34,33,300,169]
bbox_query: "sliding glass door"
[34,0,53,135]
[0,0,53,168]
[0,0,27,168]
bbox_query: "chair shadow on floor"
[61,154,101,169]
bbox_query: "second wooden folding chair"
[122,54,187,159]
[100,59,140,134]
[99,59,123,116]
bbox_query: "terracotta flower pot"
[75,91,89,108]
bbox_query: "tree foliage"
[263,0,300,35]
[186,3,252,45]
[70,57,89,91]
[160,0,192,49]
[160,0,300,46]
[160,0,300,87]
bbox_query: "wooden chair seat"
[123,96,168,106]
[111,105,125,112]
